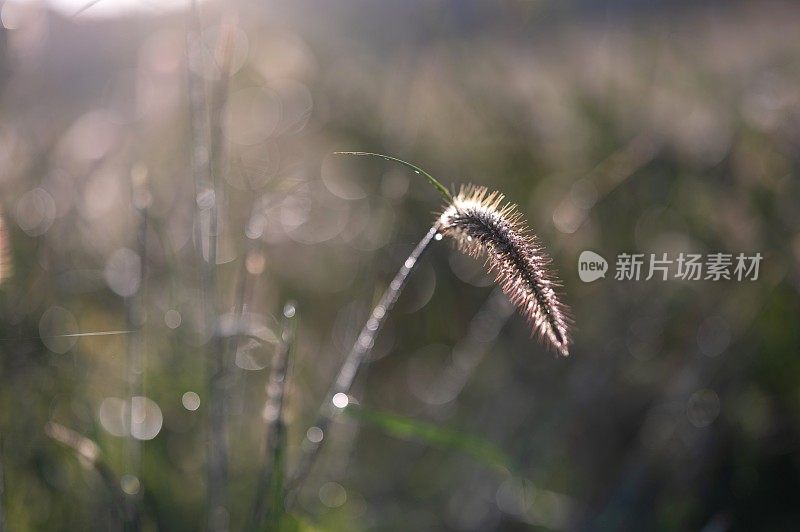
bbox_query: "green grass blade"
[333,152,453,203]
[344,405,512,472]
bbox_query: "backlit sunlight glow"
[5,0,198,18]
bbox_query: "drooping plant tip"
[437,185,572,356]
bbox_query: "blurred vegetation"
[0,0,799,530]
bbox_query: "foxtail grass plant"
[336,153,571,355]
[289,152,572,494]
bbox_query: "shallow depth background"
[1,0,799,530]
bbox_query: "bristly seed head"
[437,185,571,356]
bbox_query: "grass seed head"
[437,185,571,356]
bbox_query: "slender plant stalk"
[0,208,12,286]
[248,304,298,531]
[439,287,513,400]
[288,225,438,494]
[186,3,230,529]
[287,153,448,493]
[0,435,5,532]
[45,422,135,531]
[206,20,235,532]
[185,0,212,229]
[123,169,148,531]
[71,0,104,17]
[225,190,260,413]
[0,211,8,531]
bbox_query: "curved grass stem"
[287,225,439,495]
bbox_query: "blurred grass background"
[0,0,799,530]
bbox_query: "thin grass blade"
[344,405,513,472]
